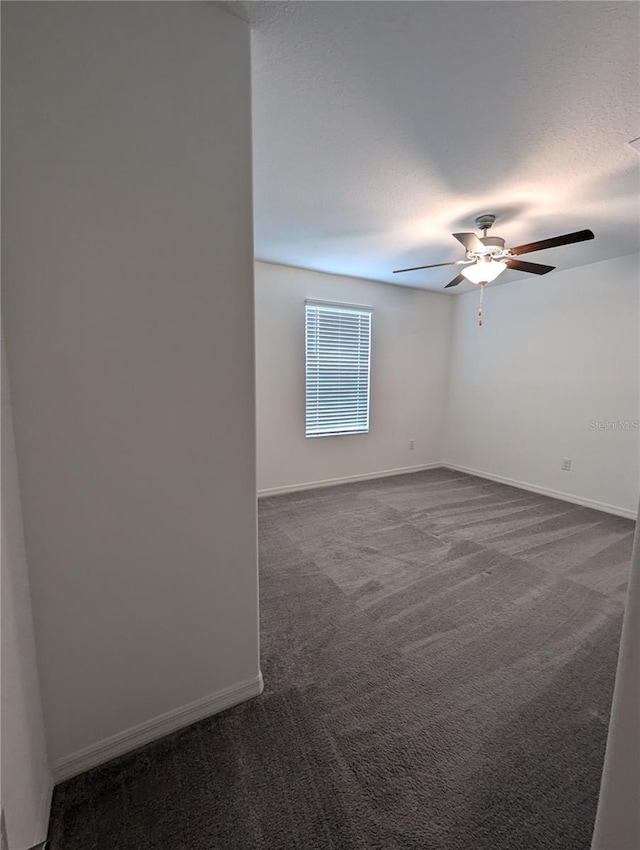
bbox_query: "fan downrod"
[475,214,496,233]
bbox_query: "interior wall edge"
[1,333,54,849]
[590,497,640,849]
[34,785,53,850]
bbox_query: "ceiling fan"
[393,215,595,288]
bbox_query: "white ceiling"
[248,1,640,293]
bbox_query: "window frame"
[304,299,373,439]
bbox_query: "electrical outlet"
[409,439,415,450]
[561,457,572,471]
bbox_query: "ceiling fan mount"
[474,213,496,232]
[393,214,594,288]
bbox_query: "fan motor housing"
[468,235,507,261]
[480,236,505,251]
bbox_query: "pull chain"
[478,281,485,327]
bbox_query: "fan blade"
[444,273,465,289]
[505,259,555,275]
[510,229,594,256]
[453,232,484,253]
[393,260,461,274]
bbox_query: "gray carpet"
[48,468,635,849]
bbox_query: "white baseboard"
[443,463,637,521]
[258,462,637,519]
[53,672,264,783]
[257,463,443,498]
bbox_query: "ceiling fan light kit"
[393,214,595,326]
[461,259,506,284]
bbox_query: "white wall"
[444,253,639,517]
[2,2,259,774]
[1,339,52,849]
[255,262,452,493]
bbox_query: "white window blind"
[305,301,372,438]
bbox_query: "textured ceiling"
[249,1,640,293]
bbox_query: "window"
[305,300,372,438]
